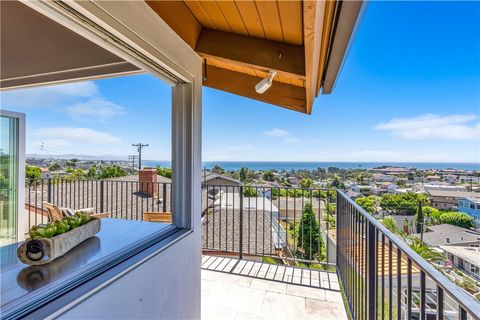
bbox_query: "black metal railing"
[201,184,336,267]
[26,179,336,266]
[26,178,172,227]
[336,189,480,320]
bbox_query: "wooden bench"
[143,212,172,224]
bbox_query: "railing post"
[100,180,105,213]
[47,178,52,203]
[367,220,377,320]
[239,186,244,260]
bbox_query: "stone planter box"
[17,218,101,266]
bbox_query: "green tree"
[262,170,275,182]
[64,158,79,169]
[86,165,98,178]
[296,203,325,261]
[68,168,86,180]
[25,165,42,183]
[212,165,225,175]
[48,162,61,171]
[409,238,445,263]
[156,166,172,179]
[355,196,378,215]
[380,193,428,215]
[397,179,407,187]
[330,175,344,189]
[299,178,313,189]
[439,212,474,229]
[423,206,441,224]
[415,201,424,233]
[239,167,249,183]
[97,166,127,179]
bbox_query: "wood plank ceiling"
[146,0,360,114]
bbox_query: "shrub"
[25,166,42,183]
[382,216,397,233]
[156,166,172,178]
[439,212,474,229]
[243,185,258,197]
[296,203,325,261]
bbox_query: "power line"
[132,143,148,170]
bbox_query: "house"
[426,189,480,211]
[458,197,480,221]
[40,167,51,179]
[424,184,468,192]
[459,176,480,183]
[202,171,243,193]
[440,246,480,280]
[426,175,442,182]
[443,174,458,184]
[412,224,480,247]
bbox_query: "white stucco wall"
[55,232,201,319]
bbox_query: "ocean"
[143,161,480,171]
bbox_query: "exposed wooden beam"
[303,1,326,114]
[196,28,305,81]
[316,0,337,97]
[146,0,201,49]
[204,65,306,113]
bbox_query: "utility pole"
[128,155,138,172]
[132,143,148,170]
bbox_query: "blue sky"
[1,1,479,163]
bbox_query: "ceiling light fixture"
[255,70,277,94]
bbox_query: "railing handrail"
[336,189,480,317]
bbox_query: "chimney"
[139,168,157,198]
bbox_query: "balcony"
[19,178,480,319]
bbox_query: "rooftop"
[426,190,480,198]
[412,224,480,247]
[440,246,480,267]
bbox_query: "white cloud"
[65,98,126,121]
[33,127,122,145]
[1,82,98,108]
[264,128,292,138]
[263,128,299,144]
[375,113,480,140]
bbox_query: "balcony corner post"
[367,221,377,320]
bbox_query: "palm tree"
[409,238,445,263]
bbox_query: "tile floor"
[201,255,347,320]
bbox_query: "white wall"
[55,233,201,319]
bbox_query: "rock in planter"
[17,218,101,266]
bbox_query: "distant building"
[424,184,467,192]
[458,197,480,221]
[369,167,414,175]
[442,174,458,184]
[412,224,480,248]
[425,189,480,211]
[40,168,51,179]
[372,174,397,182]
[202,172,243,192]
[425,175,442,182]
[440,246,480,280]
[459,176,480,183]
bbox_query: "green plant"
[382,216,397,233]
[25,165,42,183]
[409,238,445,263]
[28,212,93,239]
[243,185,258,197]
[156,166,172,178]
[455,277,477,294]
[262,257,280,265]
[439,212,474,228]
[355,196,378,215]
[296,203,325,261]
